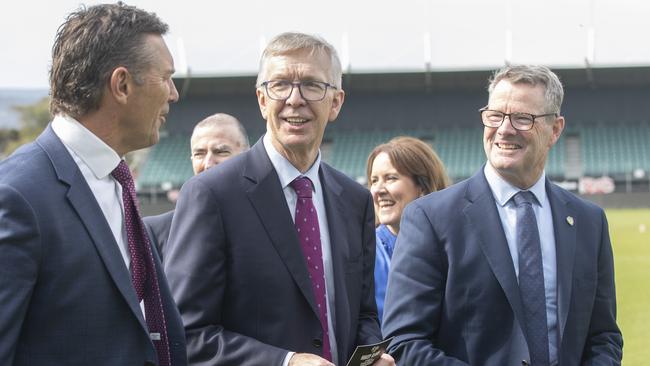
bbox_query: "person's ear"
[108,67,131,105]
[327,89,345,122]
[549,115,565,147]
[256,87,270,120]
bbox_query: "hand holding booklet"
[345,337,393,366]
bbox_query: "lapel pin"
[566,216,574,226]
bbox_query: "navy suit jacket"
[382,168,622,366]
[0,126,187,366]
[144,210,174,261]
[164,139,381,365]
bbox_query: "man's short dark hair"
[49,2,168,118]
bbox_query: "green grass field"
[607,208,650,365]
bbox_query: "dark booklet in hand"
[345,337,393,366]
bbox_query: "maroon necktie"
[290,176,332,361]
[112,160,171,366]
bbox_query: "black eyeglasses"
[479,108,557,131]
[260,80,338,102]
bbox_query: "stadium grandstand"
[136,66,650,214]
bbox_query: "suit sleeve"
[381,201,468,365]
[581,210,623,364]
[143,219,163,260]
[164,177,288,366]
[355,192,383,345]
[0,184,41,365]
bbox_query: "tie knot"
[290,176,313,199]
[513,190,536,207]
[111,160,133,187]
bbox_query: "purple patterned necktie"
[514,191,550,366]
[112,160,171,366]
[290,176,332,361]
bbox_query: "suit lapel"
[37,126,147,331]
[462,170,527,330]
[546,180,576,342]
[244,141,320,317]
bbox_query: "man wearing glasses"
[382,65,622,365]
[164,32,394,366]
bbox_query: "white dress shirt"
[52,115,145,315]
[263,134,339,366]
[484,164,559,365]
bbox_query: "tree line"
[0,97,50,159]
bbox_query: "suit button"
[312,338,323,348]
[521,360,530,366]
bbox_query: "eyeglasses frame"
[479,107,558,131]
[259,80,338,102]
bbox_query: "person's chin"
[281,135,315,150]
[378,214,396,226]
[491,152,522,168]
[147,132,160,147]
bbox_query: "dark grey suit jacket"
[144,210,174,262]
[382,168,622,365]
[0,126,187,366]
[164,139,381,365]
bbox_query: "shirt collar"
[483,163,547,207]
[263,133,321,190]
[51,114,121,179]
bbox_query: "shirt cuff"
[282,351,295,366]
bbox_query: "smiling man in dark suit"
[382,65,622,365]
[164,32,394,366]
[0,3,186,365]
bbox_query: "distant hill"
[0,89,48,129]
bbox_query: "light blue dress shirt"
[484,164,559,365]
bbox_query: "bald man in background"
[144,113,249,259]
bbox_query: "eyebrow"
[212,146,232,152]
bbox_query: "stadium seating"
[326,129,419,180]
[580,121,650,176]
[137,135,192,189]
[137,122,650,189]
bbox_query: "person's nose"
[371,180,386,197]
[203,152,218,171]
[497,114,518,136]
[285,83,306,106]
[168,79,179,103]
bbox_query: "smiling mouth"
[284,117,309,126]
[378,199,395,208]
[496,142,521,150]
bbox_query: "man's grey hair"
[191,113,249,149]
[256,32,342,89]
[488,65,564,114]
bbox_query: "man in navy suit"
[144,113,249,259]
[0,4,186,365]
[164,32,394,366]
[382,65,623,365]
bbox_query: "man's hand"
[372,353,395,366]
[289,353,335,366]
